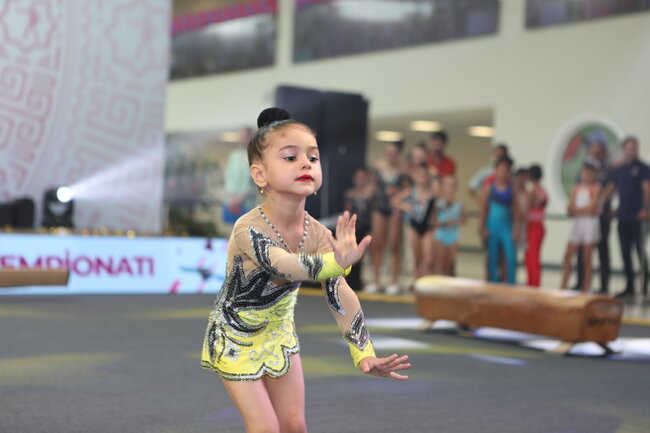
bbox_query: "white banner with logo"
[0,234,228,295]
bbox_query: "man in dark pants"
[606,137,650,299]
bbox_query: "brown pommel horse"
[414,275,624,355]
[0,269,70,288]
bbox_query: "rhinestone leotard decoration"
[324,275,346,316]
[344,310,370,350]
[258,206,309,253]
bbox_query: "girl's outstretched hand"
[328,211,372,269]
[359,354,410,381]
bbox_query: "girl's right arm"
[449,202,467,227]
[587,184,603,215]
[567,186,578,216]
[233,212,370,283]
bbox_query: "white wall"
[166,0,650,265]
[1,0,169,231]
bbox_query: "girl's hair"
[247,107,315,166]
[528,164,543,181]
[431,130,448,143]
[515,168,528,176]
[494,155,514,168]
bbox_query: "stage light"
[56,186,74,203]
[42,187,74,228]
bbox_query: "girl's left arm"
[459,203,467,226]
[320,275,410,380]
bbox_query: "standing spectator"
[366,141,406,295]
[561,161,602,293]
[426,131,456,176]
[574,140,613,294]
[223,127,256,225]
[470,144,509,281]
[391,163,436,284]
[433,176,466,276]
[479,156,520,284]
[606,136,650,299]
[344,166,375,291]
[525,164,548,287]
[407,142,441,190]
[468,143,509,200]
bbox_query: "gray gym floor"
[1,291,649,433]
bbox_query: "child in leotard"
[479,156,520,284]
[344,166,375,290]
[201,108,410,433]
[432,176,466,276]
[560,160,602,292]
[367,141,406,295]
[392,163,436,282]
[525,164,548,287]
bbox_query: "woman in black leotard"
[392,163,436,282]
[367,141,406,295]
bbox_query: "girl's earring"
[259,187,264,194]
[313,190,318,196]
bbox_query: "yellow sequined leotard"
[201,208,376,381]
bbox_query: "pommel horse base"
[414,276,624,355]
[0,269,70,288]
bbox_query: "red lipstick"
[296,175,314,182]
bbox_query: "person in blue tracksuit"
[479,156,520,284]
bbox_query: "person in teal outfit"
[433,176,466,276]
[479,156,520,284]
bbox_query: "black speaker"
[0,203,12,227]
[274,85,368,219]
[12,197,35,228]
[319,91,368,217]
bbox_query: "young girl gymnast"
[560,160,602,293]
[201,108,410,433]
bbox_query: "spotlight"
[56,186,74,203]
[42,187,74,228]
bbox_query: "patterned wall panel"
[0,0,169,231]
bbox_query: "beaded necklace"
[258,206,309,253]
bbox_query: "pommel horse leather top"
[414,275,624,355]
[0,269,70,288]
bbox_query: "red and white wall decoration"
[0,0,169,231]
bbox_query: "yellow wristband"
[317,252,351,280]
[349,340,376,367]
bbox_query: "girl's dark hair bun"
[257,107,291,128]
